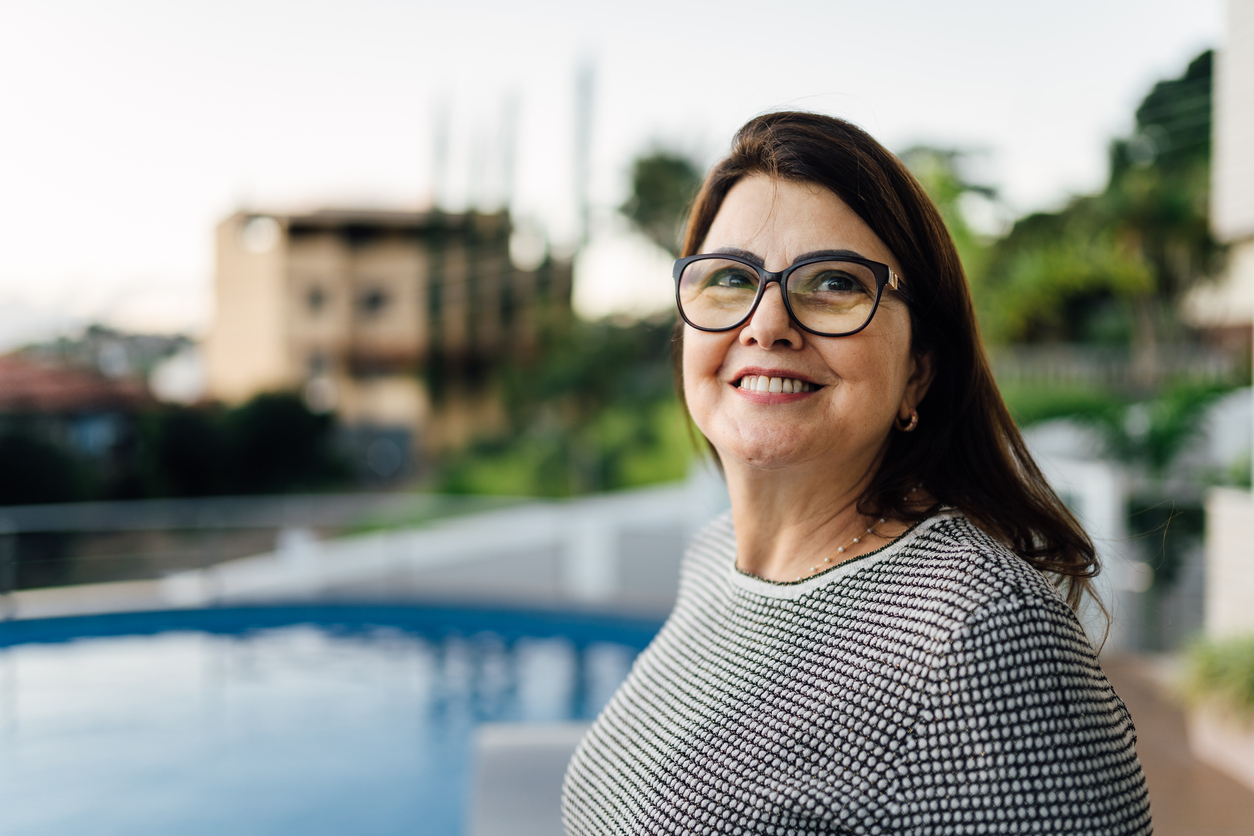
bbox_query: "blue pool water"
[0,605,661,836]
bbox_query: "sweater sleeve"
[891,589,1152,835]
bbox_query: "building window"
[428,281,442,318]
[499,283,515,330]
[359,288,388,317]
[307,287,327,313]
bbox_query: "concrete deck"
[1104,656,1254,835]
[468,723,589,836]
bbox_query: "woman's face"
[682,175,931,475]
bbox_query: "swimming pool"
[0,605,661,836]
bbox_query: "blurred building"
[205,209,571,472]
[16,324,194,382]
[1189,0,1254,350]
[0,354,149,464]
[1204,0,1254,641]
[13,324,204,407]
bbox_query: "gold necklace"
[794,486,921,581]
[795,518,885,581]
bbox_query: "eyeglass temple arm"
[888,270,912,302]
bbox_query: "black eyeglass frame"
[672,253,910,338]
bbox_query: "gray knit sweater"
[561,512,1152,835]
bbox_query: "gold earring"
[896,409,918,432]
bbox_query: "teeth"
[739,376,814,393]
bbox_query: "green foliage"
[146,406,229,496]
[222,393,347,493]
[440,399,691,497]
[1220,454,1253,489]
[1077,380,1234,476]
[436,318,691,496]
[1182,634,1254,721]
[620,151,703,255]
[0,394,351,505]
[985,231,1154,344]
[0,433,93,505]
[1124,50,1213,172]
[900,147,995,290]
[998,381,1126,428]
[980,50,1219,346]
[140,393,348,497]
[498,319,674,424]
[608,400,694,488]
[1000,378,1237,478]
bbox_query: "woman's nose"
[738,283,803,349]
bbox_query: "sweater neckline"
[727,511,958,600]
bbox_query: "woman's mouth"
[735,375,818,394]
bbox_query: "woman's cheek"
[681,335,724,436]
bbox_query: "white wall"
[1213,0,1254,242]
[1205,487,1254,637]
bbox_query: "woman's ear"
[903,350,935,413]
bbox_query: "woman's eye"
[710,269,756,289]
[814,272,865,293]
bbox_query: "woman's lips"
[731,373,821,403]
[735,373,816,394]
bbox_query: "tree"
[620,151,704,255]
[1105,51,1220,324]
[980,50,1220,349]
[222,393,347,493]
[438,318,687,496]
[0,432,91,505]
[146,406,229,496]
[899,146,999,314]
[981,199,1154,344]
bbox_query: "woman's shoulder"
[676,510,737,587]
[886,511,1081,633]
[691,507,736,549]
[907,510,1061,586]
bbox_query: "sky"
[0,0,1224,343]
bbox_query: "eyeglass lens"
[677,258,880,334]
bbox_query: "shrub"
[1181,635,1254,721]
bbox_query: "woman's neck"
[723,454,915,583]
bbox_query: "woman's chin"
[716,435,820,472]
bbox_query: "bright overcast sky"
[0,0,1223,342]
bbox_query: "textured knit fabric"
[561,511,1152,835]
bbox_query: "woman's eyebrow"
[711,247,872,267]
[712,247,764,266]
[793,248,868,262]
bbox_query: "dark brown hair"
[676,111,1099,610]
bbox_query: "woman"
[562,112,1151,835]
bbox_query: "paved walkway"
[1103,656,1254,835]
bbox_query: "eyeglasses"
[673,253,908,337]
